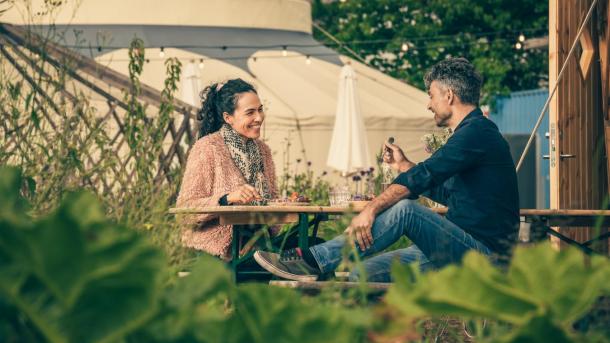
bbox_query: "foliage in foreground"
[0,166,370,343]
[385,243,610,342]
[2,165,610,343]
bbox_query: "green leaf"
[132,254,232,342]
[0,166,166,343]
[217,284,370,343]
[386,243,610,342]
[0,167,31,224]
[502,313,574,343]
[507,243,610,324]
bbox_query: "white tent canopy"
[4,0,438,182]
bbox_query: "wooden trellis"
[0,23,199,198]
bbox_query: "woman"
[176,78,277,259]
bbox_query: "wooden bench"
[269,280,391,293]
[520,209,610,254]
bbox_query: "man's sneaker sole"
[254,251,319,282]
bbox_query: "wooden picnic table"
[170,205,610,284]
[170,205,610,254]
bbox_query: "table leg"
[542,225,596,255]
[298,213,309,250]
[230,226,239,282]
[311,213,327,240]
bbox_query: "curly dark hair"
[197,78,257,138]
[424,57,483,106]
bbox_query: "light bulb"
[401,42,409,52]
[198,59,204,69]
[515,42,522,49]
[282,46,287,57]
[159,47,165,58]
[518,33,525,42]
[305,55,311,65]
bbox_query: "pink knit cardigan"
[176,131,277,259]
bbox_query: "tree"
[312,0,548,105]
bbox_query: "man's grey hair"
[424,58,483,106]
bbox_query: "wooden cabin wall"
[549,0,609,249]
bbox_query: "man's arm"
[392,127,485,197]
[347,183,412,251]
[366,184,410,216]
[346,160,414,251]
[421,184,449,206]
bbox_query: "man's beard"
[434,112,451,127]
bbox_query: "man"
[254,58,520,282]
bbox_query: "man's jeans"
[310,199,492,282]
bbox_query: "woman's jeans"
[309,199,492,282]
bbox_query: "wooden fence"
[0,23,199,198]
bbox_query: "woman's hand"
[227,184,262,205]
[383,142,414,173]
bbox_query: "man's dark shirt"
[393,108,519,254]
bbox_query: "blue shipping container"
[489,89,550,208]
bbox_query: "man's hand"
[345,209,376,251]
[383,141,414,173]
[227,184,261,205]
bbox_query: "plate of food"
[267,192,312,206]
[267,201,312,206]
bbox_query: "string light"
[198,58,204,69]
[61,28,547,52]
[282,45,287,57]
[401,42,409,52]
[305,55,311,65]
[518,33,525,42]
[159,46,165,58]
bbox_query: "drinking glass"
[329,186,351,207]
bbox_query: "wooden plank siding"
[599,0,610,196]
[549,0,609,251]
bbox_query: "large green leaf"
[204,284,371,343]
[0,167,166,343]
[0,166,31,225]
[132,254,233,342]
[134,254,371,343]
[386,243,610,342]
[507,243,610,324]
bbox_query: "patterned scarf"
[220,124,270,205]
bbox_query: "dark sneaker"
[254,248,320,282]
